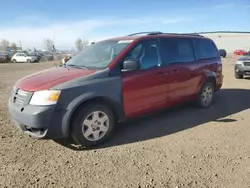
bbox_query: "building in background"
[199,31,250,53]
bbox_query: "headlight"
[29,90,61,106]
[236,61,243,65]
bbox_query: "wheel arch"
[61,94,124,137]
[197,71,217,94]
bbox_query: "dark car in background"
[27,52,42,62]
[0,52,11,63]
[219,49,227,58]
[0,54,8,63]
[40,52,54,62]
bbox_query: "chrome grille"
[13,88,29,105]
[244,62,250,66]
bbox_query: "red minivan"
[8,32,223,147]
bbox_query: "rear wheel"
[12,59,17,63]
[27,59,31,63]
[70,103,115,148]
[196,82,214,108]
[235,72,243,79]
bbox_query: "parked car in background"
[8,31,223,148]
[0,52,11,62]
[219,49,227,58]
[234,49,247,56]
[234,55,250,79]
[11,52,37,63]
[39,52,54,62]
[27,52,42,62]
[0,54,8,63]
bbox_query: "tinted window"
[125,40,160,70]
[160,38,195,65]
[193,38,218,59]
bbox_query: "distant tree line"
[75,38,89,52]
[0,39,18,51]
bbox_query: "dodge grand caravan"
[8,32,223,147]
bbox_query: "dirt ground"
[0,58,250,188]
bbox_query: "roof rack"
[181,33,204,37]
[159,32,204,37]
[128,31,163,36]
[127,32,204,37]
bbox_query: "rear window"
[193,38,219,60]
[160,37,195,65]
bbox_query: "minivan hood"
[16,66,96,91]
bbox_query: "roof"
[102,31,205,41]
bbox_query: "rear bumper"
[235,65,250,75]
[8,98,68,139]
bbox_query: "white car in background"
[11,53,37,63]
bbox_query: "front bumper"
[235,64,250,75]
[8,98,68,139]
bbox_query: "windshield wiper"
[63,64,87,69]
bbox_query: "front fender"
[60,92,96,137]
[60,92,124,137]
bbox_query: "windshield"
[65,39,132,69]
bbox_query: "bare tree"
[75,38,83,51]
[75,38,89,52]
[44,38,54,51]
[0,39,10,51]
[11,43,18,51]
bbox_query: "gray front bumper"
[235,65,250,75]
[8,98,67,139]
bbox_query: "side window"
[193,38,218,60]
[125,40,160,70]
[160,38,195,65]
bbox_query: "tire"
[196,82,214,108]
[27,59,31,63]
[70,103,115,148]
[12,59,17,63]
[235,72,243,79]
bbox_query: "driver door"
[121,39,168,118]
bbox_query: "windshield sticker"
[118,40,134,44]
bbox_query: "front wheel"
[235,72,243,79]
[70,103,115,148]
[196,82,214,108]
[27,59,31,63]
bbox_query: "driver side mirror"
[122,59,140,72]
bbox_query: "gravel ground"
[0,58,250,188]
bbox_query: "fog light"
[236,69,238,72]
